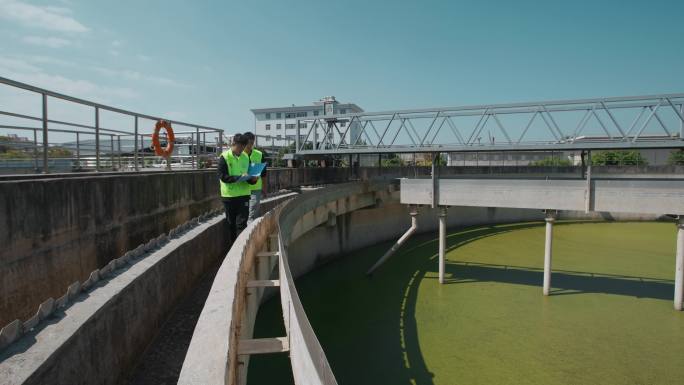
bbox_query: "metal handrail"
[0,76,225,173]
[0,76,224,131]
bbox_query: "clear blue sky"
[1,0,683,135]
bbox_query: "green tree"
[48,147,73,158]
[381,154,404,167]
[0,139,31,159]
[0,149,30,159]
[667,150,684,165]
[591,150,647,166]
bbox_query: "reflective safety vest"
[220,150,250,198]
[248,148,263,191]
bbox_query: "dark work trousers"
[223,196,250,246]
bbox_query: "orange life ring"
[152,120,175,157]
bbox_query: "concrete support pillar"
[439,207,447,284]
[543,210,557,296]
[675,217,684,311]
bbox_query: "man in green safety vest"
[243,132,268,224]
[217,133,256,245]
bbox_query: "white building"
[251,96,364,148]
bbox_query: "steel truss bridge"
[293,93,684,155]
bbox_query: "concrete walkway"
[127,263,220,385]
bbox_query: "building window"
[276,123,282,130]
[299,123,307,129]
[313,110,320,116]
[265,124,271,130]
[340,108,346,114]
[265,113,271,119]
[296,112,307,117]
[313,123,319,128]
[276,112,282,119]
[286,124,296,129]
[285,113,295,119]
[340,122,346,127]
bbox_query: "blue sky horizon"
[1,0,684,136]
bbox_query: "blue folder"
[248,162,266,176]
[236,163,267,182]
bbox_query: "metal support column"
[41,93,48,173]
[134,116,139,171]
[585,150,592,213]
[675,217,684,311]
[439,207,447,284]
[543,210,557,296]
[431,152,440,208]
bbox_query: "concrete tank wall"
[286,204,662,281]
[0,170,221,327]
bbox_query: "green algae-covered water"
[248,221,684,385]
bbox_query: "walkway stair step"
[238,337,289,355]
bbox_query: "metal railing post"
[141,135,145,169]
[110,135,114,170]
[134,116,139,171]
[117,135,121,170]
[33,129,38,171]
[76,132,80,169]
[41,93,48,173]
[195,127,200,169]
[95,107,100,171]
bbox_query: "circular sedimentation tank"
[249,221,684,385]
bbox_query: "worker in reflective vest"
[243,132,268,224]
[217,133,256,245]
